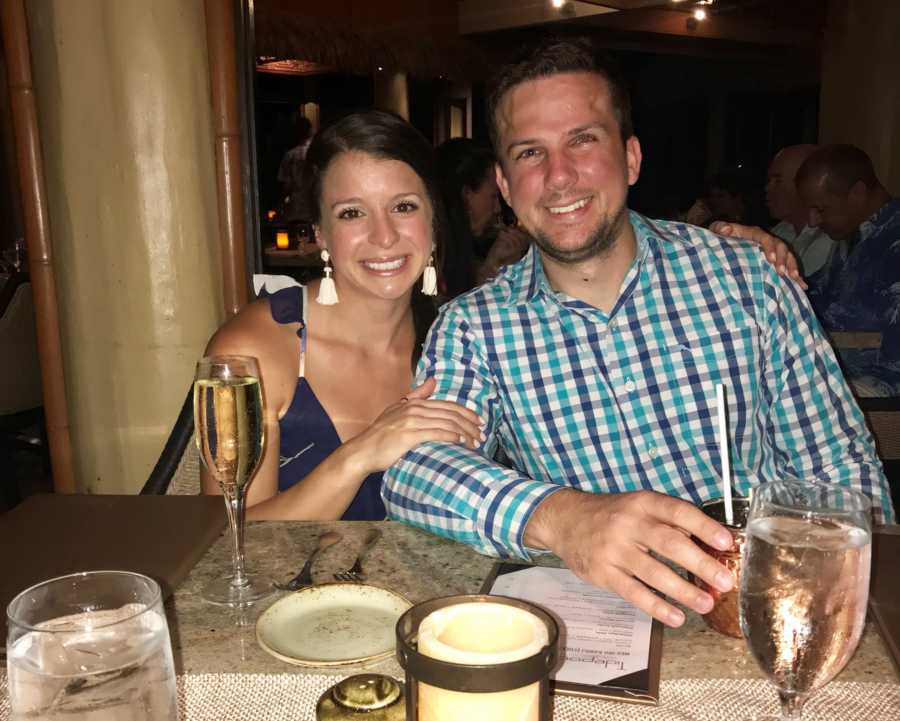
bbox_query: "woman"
[436,138,530,297]
[202,111,482,520]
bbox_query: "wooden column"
[205,0,249,316]
[0,0,75,492]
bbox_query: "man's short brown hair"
[487,35,634,153]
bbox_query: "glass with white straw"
[694,382,749,637]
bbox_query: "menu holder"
[0,493,226,639]
[481,562,663,705]
[870,529,900,678]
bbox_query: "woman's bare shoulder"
[205,298,301,413]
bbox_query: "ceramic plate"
[256,582,412,667]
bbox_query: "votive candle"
[416,601,548,721]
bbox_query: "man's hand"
[524,489,735,627]
[710,221,808,290]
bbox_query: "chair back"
[166,434,201,495]
[0,282,42,416]
[830,331,882,349]
[866,410,900,461]
[141,387,200,495]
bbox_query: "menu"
[482,563,662,705]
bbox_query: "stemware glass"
[194,354,270,606]
[739,481,872,720]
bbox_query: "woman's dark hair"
[300,109,444,368]
[436,138,496,298]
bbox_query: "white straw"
[716,383,734,526]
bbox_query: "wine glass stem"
[778,690,807,719]
[223,491,249,589]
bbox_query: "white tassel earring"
[421,251,438,296]
[316,249,339,305]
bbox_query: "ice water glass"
[6,570,178,721]
[739,481,872,719]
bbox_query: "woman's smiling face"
[317,150,434,301]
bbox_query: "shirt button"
[624,378,636,393]
[609,318,617,331]
[648,446,659,459]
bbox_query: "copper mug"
[693,497,750,638]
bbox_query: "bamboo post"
[205,0,249,317]
[1,0,76,493]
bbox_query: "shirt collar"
[505,210,676,308]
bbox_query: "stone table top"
[168,520,898,685]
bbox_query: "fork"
[333,528,382,582]
[274,530,342,591]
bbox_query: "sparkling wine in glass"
[739,481,872,720]
[194,355,271,606]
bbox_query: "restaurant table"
[2,519,898,720]
[162,521,899,719]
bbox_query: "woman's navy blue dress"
[266,285,386,520]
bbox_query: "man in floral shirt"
[798,144,900,395]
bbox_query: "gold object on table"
[316,674,405,720]
[694,497,750,638]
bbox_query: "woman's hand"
[349,377,484,474]
[710,221,807,290]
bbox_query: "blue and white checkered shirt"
[383,212,895,559]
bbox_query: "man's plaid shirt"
[383,212,894,558]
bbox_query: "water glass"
[739,481,872,720]
[6,570,178,721]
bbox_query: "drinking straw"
[716,383,734,526]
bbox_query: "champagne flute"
[194,355,271,606]
[739,481,872,720]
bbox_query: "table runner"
[1,672,898,719]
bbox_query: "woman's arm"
[246,377,483,520]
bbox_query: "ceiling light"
[693,8,707,20]
[551,0,566,8]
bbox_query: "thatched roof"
[255,0,492,80]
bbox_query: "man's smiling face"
[494,71,641,264]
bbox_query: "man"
[766,144,835,277]
[797,144,900,372]
[277,114,314,223]
[383,38,893,629]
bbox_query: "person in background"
[685,167,768,229]
[796,143,900,394]
[203,110,482,520]
[277,115,314,223]
[766,144,835,278]
[383,36,893,629]
[436,138,530,297]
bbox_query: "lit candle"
[416,602,548,721]
[276,231,289,249]
[267,209,277,220]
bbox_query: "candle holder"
[396,594,559,721]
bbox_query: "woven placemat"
[1,672,898,719]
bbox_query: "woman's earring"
[421,252,438,296]
[316,249,339,305]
